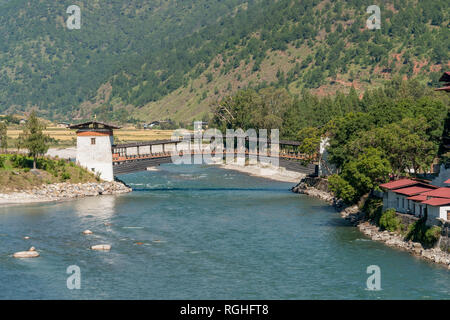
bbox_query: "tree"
[347,117,437,175]
[328,174,357,204]
[296,127,321,164]
[0,122,7,152]
[18,111,50,169]
[329,148,391,204]
[341,148,391,197]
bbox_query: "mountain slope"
[0,0,449,123]
[0,0,246,117]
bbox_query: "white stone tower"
[69,121,121,182]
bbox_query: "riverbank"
[219,162,306,183]
[292,177,450,269]
[0,181,131,206]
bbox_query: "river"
[0,164,449,299]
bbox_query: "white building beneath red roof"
[380,178,450,225]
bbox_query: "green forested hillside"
[0,0,448,122]
[0,0,246,118]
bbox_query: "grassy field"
[6,127,175,147]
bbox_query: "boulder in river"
[91,244,111,251]
[13,247,39,258]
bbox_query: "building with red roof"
[381,178,449,223]
[394,186,435,196]
[380,179,438,217]
[406,195,427,202]
[420,188,450,199]
[379,179,420,190]
[422,198,450,206]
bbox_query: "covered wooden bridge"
[111,138,318,176]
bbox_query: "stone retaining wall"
[397,212,420,228]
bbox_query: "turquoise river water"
[0,164,449,299]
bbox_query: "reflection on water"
[0,164,448,299]
[74,195,116,221]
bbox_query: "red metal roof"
[379,179,418,190]
[393,186,435,196]
[445,179,450,184]
[420,188,450,199]
[422,198,450,206]
[406,195,428,202]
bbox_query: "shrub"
[11,154,32,168]
[61,172,71,181]
[406,219,441,248]
[0,155,5,168]
[379,209,401,232]
[57,159,66,167]
[362,197,383,224]
[328,174,357,204]
[424,226,442,247]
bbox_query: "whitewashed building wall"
[76,135,114,182]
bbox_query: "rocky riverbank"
[358,222,450,267]
[292,177,450,269]
[0,181,132,206]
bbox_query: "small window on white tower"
[91,138,96,145]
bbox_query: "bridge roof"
[69,121,121,130]
[113,138,303,149]
[113,140,178,148]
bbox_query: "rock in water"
[91,244,111,251]
[83,230,93,235]
[13,247,39,258]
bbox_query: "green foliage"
[18,111,50,168]
[61,172,71,181]
[327,84,448,174]
[406,219,442,248]
[296,127,321,164]
[341,148,391,196]
[362,197,383,224]
[212,87,289,132]
[0,155,5,168]
[0,1,448,120]
[425,227,442,246]
[330,148,391,204]
[0,122,7,151]
[328,174,357,204]
[10,154,33,169]
[379,209,401,232]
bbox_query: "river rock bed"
[292,177,450,269]
[0,181,132,205]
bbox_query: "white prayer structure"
[69,121,121,182]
